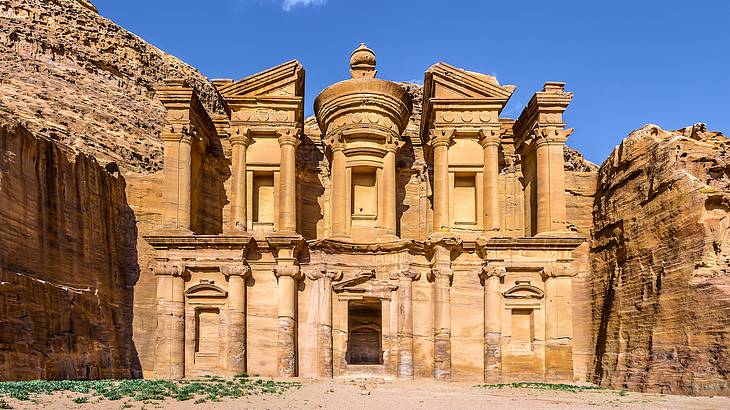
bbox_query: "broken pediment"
[424,62,515,101]
[333,271,397,299]
[215,60,304,99]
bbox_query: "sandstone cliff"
[0,0,225,173]
[0,118,141,380]
[590,124,730,395]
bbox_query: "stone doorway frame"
[332,270,398,378]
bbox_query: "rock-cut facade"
[147,44,587,382]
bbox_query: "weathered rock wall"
[0,0,225,174]
[0,119,141,380]
[590,124,730,395]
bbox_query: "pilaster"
[479,127,502,235]
[431,128,455,233]
[389,268,420,379]
[305,269,344,378]
[227,127,251,233]
[276,127,300,234]
[152,262,186,379]
[479,262,506,383]
[221,264,252,376]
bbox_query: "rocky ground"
[2,379,729,410]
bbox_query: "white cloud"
[281,0,327,11]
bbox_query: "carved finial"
[350,43,377,79]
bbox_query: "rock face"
[590,124,730,395]
[0,0,224,173]
[0,119,140,380]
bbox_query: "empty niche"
[253,173,275,224]
[351,167,377,220]
[510,308,534,352]
[454,173,477,225]
[195,307,220,356]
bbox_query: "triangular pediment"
[425,62,514,101]
[216,60,304,98]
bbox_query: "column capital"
[230,126,252,146]
[221,264,251,278]
[274,264,302,280]
[430,128,455,147]
[389,268,420,281]
[305,268,343,282]
[479,263,506,280]
[428,267,453,282]
[533,126,573,147]
[161,124,195,144]
[478,127,502,147]
[276,127,301,147]
[151,261,185,277]
[541,263,576,279]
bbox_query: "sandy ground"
[3,378,729,410]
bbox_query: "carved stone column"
[432,266,452,381]
[479,263,505,383]
[277,128,299,234]
[431,129,454,232]
[153,263,186,379]
[274,264,302,377]
[543,264,575,381]
[390,268,420,379]
[330,141,349,239]
[306,269,343,378]
[161,130,193,232]
[382,143,398,237]
[228,128,250,232]
[222,264,251,376]
[480,128,501,234]
[534,127,572,235]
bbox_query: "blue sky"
[93,0,729,164]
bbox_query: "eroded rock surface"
[0,119,140,380]
[0,0,225,173]
[590,123,730,395]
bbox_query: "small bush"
[0,378,301,405]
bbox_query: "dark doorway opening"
[346,298,382,364]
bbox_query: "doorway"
[346,298,382,364]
